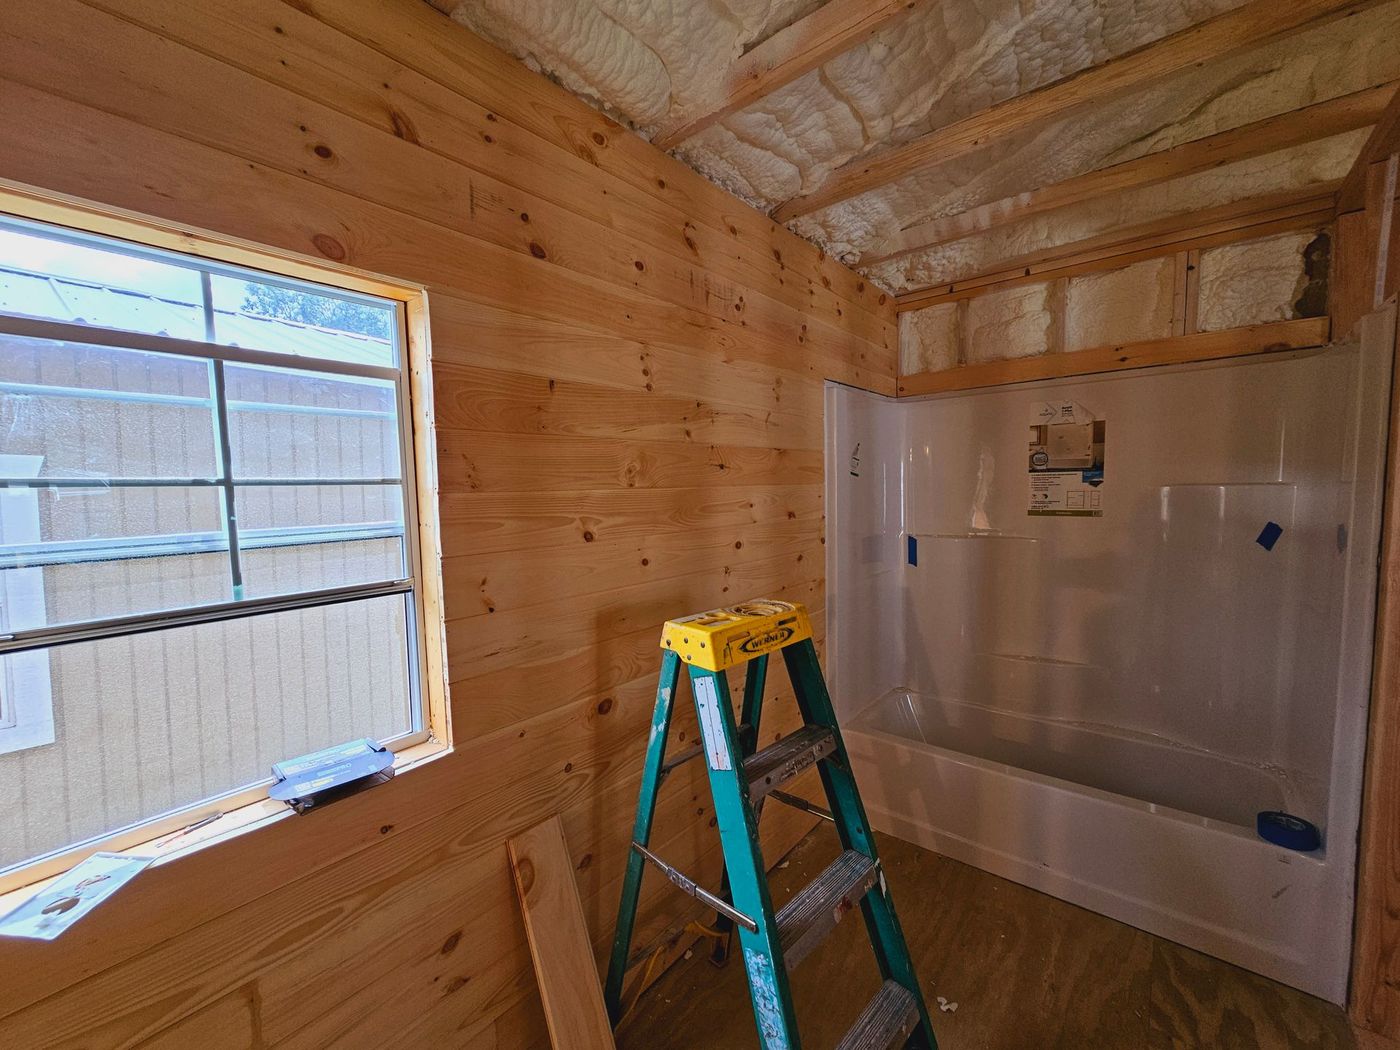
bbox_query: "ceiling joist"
[867,82,1397,266]
[652,0,925,150]
[773,0,1387,223]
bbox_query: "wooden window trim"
[0,178,452,898]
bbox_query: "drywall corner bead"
[900,302,960,375]
[1196,230,1320,333]
[964,283,1054,363]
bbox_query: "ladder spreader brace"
[605,599,938,1050]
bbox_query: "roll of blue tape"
[1257,811,1321,851]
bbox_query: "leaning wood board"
[509,816,617,1050]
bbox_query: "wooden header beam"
[895,317,1330,397]
[867,83,1394,267]
[652,0,924,149]
[773,0,1385,222]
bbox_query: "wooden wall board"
[74,0,892,330]
[508,817,617,1050]
[0,0,878,1044]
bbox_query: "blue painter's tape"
[1257,811,1321,851]
[907,535,917,567]
[1256,521,1283,551]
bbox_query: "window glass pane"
[0,485,230,631]
[0,595,414,870]
[237,484,406,596]
[209,275,397,367]
[224,363,401,481]
[0,335,218,480]
[0,226,206,340]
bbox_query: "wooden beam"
[1351,302,1400,1042]
[652,0,924,150]
[1339,84,1400,213]
[895,185,1337,310]
[509,816,618,1050]
[895,317,1330,396]
[866,83,1395,266]
[1334,155,1400,336]
[773,0,1383,222]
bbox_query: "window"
[0,208,444,886]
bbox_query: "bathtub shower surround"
[825,331,1393,1003]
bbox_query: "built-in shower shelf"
[913,532,1041,542]
[979,651,1100,669]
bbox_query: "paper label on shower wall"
[1029,401,1105,517]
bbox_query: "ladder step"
[776,849,879,969]
[744,724,834,802]
[835,980,921,1050]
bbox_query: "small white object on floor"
[936,996,958,1013]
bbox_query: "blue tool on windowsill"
[269,738,395,814]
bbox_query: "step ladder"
[604,599,937,1050]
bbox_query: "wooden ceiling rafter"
[651,0,926,149]
[772,0,1387,223]
[866,81,1397,267]
[895,184,1338,311]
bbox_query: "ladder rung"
[745,725,834,802]
[835,980,921,1050]
[776,849,878,969]
[769,788,835,823]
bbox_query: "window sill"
[0,737,451,912]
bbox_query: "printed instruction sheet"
[1028,400,1106,517]
[0,852,154,940]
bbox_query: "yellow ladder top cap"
[660,599,813,671]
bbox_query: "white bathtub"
[845,687,1343,1001]
[825,326,1396,1005]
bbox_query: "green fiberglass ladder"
[604,599,937,1050]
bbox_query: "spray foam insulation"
[1065,258,1178,352]
[1196,230,1324,332]
[433,0,1391,373]
[900,303,960,375]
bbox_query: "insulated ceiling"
[428,0,1400,294]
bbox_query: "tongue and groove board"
[509,816,618,1050]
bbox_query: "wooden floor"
[619,828,1391,1050]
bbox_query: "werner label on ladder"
[605,599,938,1050]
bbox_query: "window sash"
[0,299,427,736]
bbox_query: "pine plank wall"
[0,0,897,1045]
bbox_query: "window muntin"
[0,214,430,877]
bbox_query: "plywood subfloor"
[618,828,1387,1050]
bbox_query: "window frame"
[0,181,450,894]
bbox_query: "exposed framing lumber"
[653,0,924,149]
[773,0,1383,222]
[1351,304,1400,1042]
[866,83,1395,266]
[895,317,1330,396]
[895,185,1337,311]
[1339,84,1400,213]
